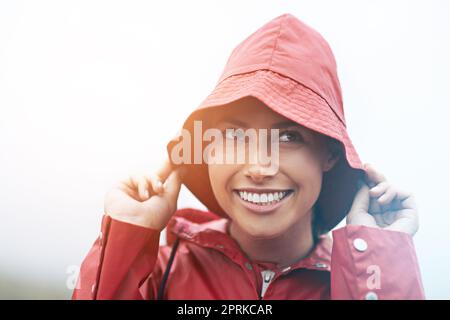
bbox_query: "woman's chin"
[235,220,288,239]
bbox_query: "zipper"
[259,270,276,299]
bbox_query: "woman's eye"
[223,129,245,141]
[279,130,303,143]
[223,129,235,140]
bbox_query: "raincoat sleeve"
[330,224,425,300]
[71,214,161,300]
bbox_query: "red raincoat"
[72,208,425,300]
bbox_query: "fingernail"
[157,180,163,191]
[144,189,149,198]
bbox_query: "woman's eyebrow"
[272,121,300,128]
[215,119,248,127]
[213,119,303,130]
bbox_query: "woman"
[72,13,424,300]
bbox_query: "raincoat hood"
[166,13,366,233]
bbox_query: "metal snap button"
[353,238,368,252]
[365,291,378,300]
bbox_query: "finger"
[145,173,164,194]
[156,158,174,183]
[116,179,137,197]
[369,181,389,197]
[122,174,142,199]
[377,185,397,205]
[347,179,370,220]
[108,181,138,203]
[369,181,392,212]
[125,174,138,189]
[363,163,387,186]
[149,158,176,195]
[386,189,416,211]
[162,168,183,205]
[368,197,383,214]
[137,177,149,201]
[396,189,416,209]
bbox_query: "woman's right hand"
[104,159,185,231]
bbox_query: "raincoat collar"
[168,208,332,274]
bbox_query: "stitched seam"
[268,15,285,69]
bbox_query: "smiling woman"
[73,13,425,300]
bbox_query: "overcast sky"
[1,0,449,299]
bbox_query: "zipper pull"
[260,270,275,299]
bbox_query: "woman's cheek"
[280,149,324,198]
[208,163,236,208]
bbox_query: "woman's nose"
[244,162,278,183]
[241,133,280,182]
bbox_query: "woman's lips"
[233,189,294,214]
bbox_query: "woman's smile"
[232,188,295,214]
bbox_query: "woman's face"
[207,97,339,239]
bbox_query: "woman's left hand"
[346,163,419,236]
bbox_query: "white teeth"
[237,190,290,205]
[260,194,268,203]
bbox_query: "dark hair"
[311,135,344,243]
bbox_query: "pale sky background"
[0,0,449,299]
